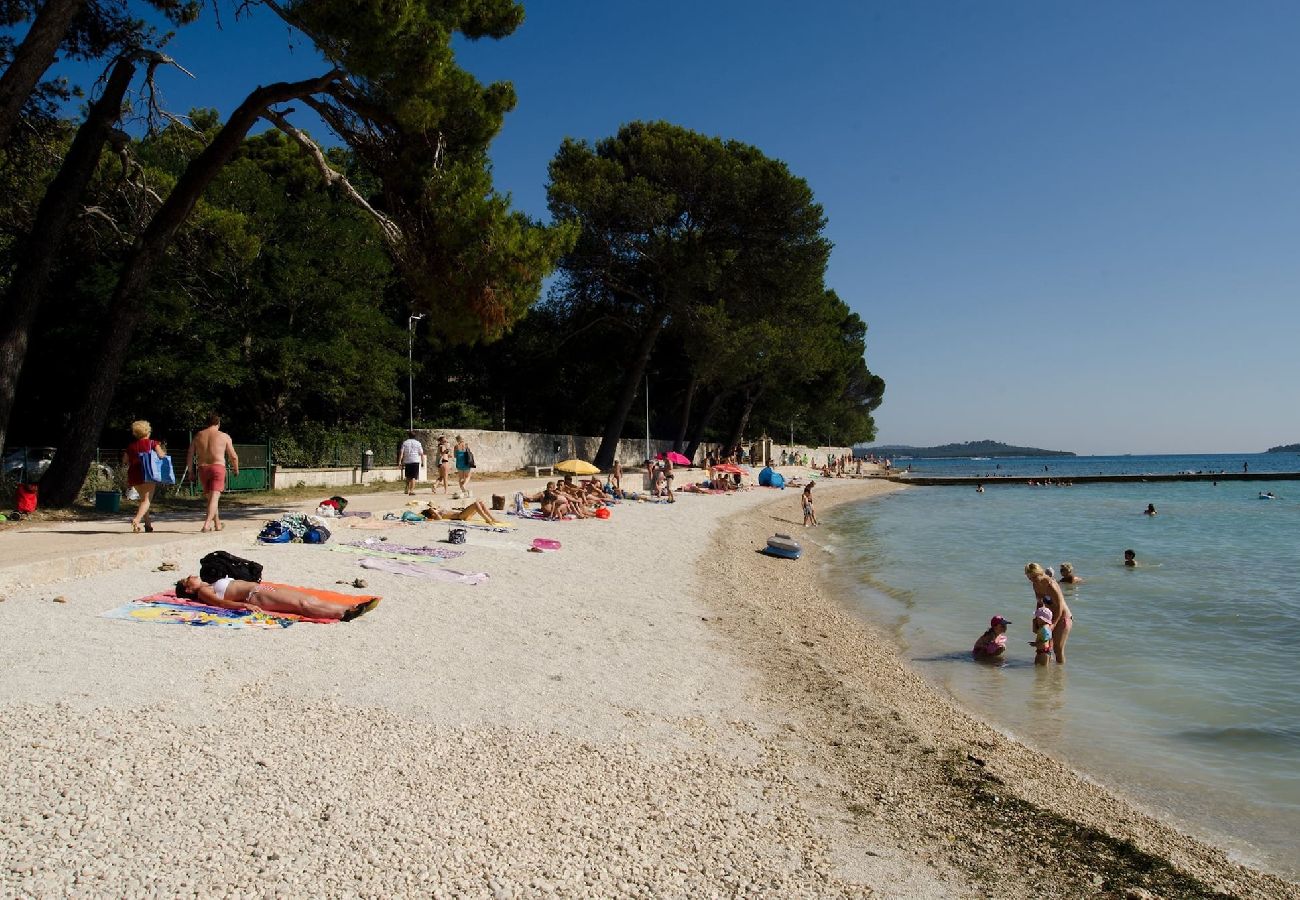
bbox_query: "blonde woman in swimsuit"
[1026,562,1072,664]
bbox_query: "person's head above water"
[989,615,1011,629]
[1124,549,1137,566]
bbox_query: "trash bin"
[94,490,121,513]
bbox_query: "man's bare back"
[189,426,238,471]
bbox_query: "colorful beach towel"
[101,584,380,629]
[357,557,489,585]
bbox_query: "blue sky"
[53,1,1300,453]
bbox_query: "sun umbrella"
[555,459,600,476]
[713,463,743,475]
[657,451,691,466]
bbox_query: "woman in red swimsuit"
[121,419,165,533]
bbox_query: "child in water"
[972,615,1011,660]
[1031,606,1054,665]
[1124,548,1137,567]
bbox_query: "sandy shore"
[0,475,1295,897]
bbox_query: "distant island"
[860,440,1076,458]
[1266,444,1300,453]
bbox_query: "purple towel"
[357,557,488,585]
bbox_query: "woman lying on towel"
[421,497,503,525]
[175,576,379,621]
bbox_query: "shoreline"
[0,473,1294,895]
[698,479,1297,897]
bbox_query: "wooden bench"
[529,465,555,478]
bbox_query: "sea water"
[826,455,1300,878]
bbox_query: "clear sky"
[61,1,1300,454]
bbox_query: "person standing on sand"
[1025,562,1072,664]
[397,431,425,496]
[186,413,238,532]
[802,482,817,527]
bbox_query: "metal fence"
[3,442,271,495]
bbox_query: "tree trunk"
[591,312,665,470]
[724,384,763,451]
[0,54,138,455]
[39,71,340,505]
[684,387,727,461]
[672,373,697,452]
[0,0,85,147]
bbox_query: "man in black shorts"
[397,431,426,495]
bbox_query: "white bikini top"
[211,576,233,600]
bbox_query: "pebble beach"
[0,475,1296,897]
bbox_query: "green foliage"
[271,422,408,468]
[420,399,492,430]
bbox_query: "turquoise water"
[826,473,1300,878]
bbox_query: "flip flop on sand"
[342,598,381,622]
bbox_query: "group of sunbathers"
[519,476,614,520]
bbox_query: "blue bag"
[139,450,176,485]
[257,521,292,543]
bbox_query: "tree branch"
[261,106,403,248]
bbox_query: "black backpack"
[199,550,264,584]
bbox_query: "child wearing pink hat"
[972,615,1011,660]
[1031,606,1054,666]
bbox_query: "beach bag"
[257,521,292,543]
[464,449,476,469]
[200,551,263,584]
[15,483,37,514]
[329,495,348,512]
[303,524,331,544]
[401,510,424,523]
[491,494,505,511]
[139,450,176,485]
[448,526,467,545]
[594,507,611,519]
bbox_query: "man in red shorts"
[186,413,239,532]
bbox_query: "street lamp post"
[408,313,425,431]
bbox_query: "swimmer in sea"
[1144,503,1157,516]
[1058,562,1083,584]
[1124,549,1137,567]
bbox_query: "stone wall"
[406,429,855,472]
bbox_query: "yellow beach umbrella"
[555,459,600,476]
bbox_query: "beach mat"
[357,557,489,585]
[102,584,380,629]
[330,542,465,563]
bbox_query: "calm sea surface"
[824,454,1300,878]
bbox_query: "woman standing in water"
[1026,562,1072,664]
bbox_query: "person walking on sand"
[453,435,473,494]
[802,482,818,527]
[186,413,238,532]
[122,419,166,533]
[1026,562,1072,664]
[435,436,452,494]
[397,431,425,495]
